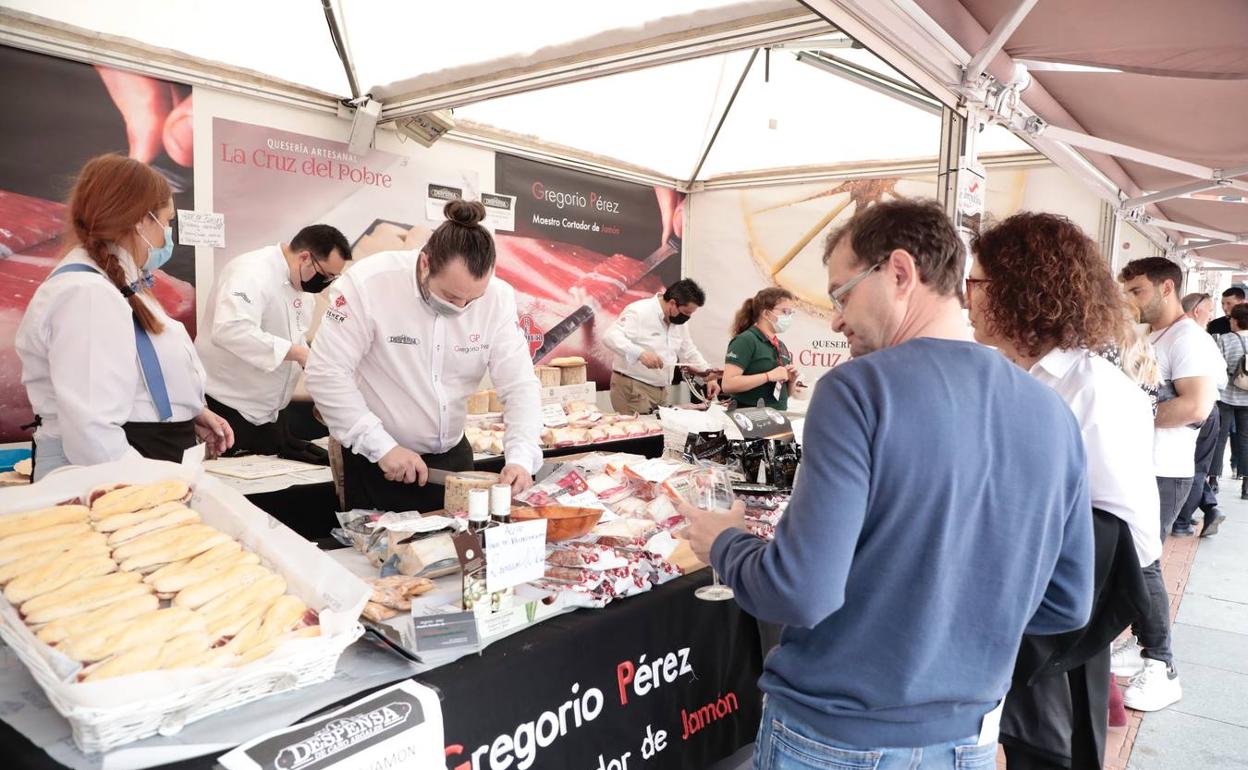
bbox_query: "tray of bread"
[0,459,369,753]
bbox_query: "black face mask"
[669,312,692,325]
[301,261,332,293]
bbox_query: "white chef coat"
[305,250,542,472]
[1029,348,1162,566]
[602,294,710,388]
[16,246,206,467]
[197,244,308,425]
[1150,317,1226,478]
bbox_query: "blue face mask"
[138,212,174,272]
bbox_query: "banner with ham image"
[494,154,686,387]
[0,46,196,442]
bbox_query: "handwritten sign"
[482,192,517,232]
[484,519,547,592]
[541,402,569,427]
[176,210,225,248]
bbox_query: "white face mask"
[770,310,795,333]
[418,260,470,316]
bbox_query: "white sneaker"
[1123,659,1182,712]
[1111,636,1145,677]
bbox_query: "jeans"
[754,699,997,770]
[1213,402,1248,479]
[1133,476,1193,666]
[1176,410,1220,529]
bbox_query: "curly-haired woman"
[967,212,1161,770]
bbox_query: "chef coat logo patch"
[469,333,481,343]
[325,309,348,324]
[518,314,545,357]
[231,291,252,305]
[387,334,420,346]
[293,298,303,309]
[453,342,491,354]
[334,294,347,309]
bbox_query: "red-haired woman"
[721,288,802,410]
[16,154,232,480]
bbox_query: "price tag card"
[481,192,517,232]
[411,611,480,656]
[484,519,547,592]
[219,680,444,770]
[176,210,225,248]
[426,183,463,221]
[541,402,569,427]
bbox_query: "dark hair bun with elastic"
[444,199,487,227]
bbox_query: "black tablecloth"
[246,435,666,537]
[2,572,764,770]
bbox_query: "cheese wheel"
[466,391,491,415]
[0,540,112,585]
[550,356,587,367]
[487,390,504,413]
[93,502,188,533]
[559,364,587,386]
[89,480,191,518]
[535,366,562,387]
[0,505,89,540]
[37,593,159,646]
[442,471,499,513]
[4,556,118,605]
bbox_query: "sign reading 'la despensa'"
[219,680,444,770]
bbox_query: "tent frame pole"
[320,0,361,100]
[795,51,941,113]
[687,48,760,185]
[963,0,1039,86]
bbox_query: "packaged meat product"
[585,473,631,504]
[514,465,588,506]
[542,566,606,587]
[610,497,650,518]
[546,544,628,571]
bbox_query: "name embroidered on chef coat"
[387,335,420,345]
[232,291,252,304]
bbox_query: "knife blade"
[424,468,454,486]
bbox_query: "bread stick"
[90,480,191,518]
[36,594,159,646]
[93,502,188,533]
[4,556,117,605]
[173,564,271,610]
[0,541,112,585]
[107,507,200,546]
[0,505,89,540]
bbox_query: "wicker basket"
[0,611,363,753]
[0,459,370,753]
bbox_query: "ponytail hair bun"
[444,199,486,227]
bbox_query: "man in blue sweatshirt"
[682,199,1093,769]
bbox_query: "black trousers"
[1176,410,1220,529]
[207,396,328,465]
[341,436,474,513]
[1002,651,1108,770]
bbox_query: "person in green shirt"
[722,288,801,409]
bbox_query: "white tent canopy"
[0,0,1031,188]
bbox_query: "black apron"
[121,420,198,463]
[341,435,474,512]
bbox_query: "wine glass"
[691,464,736,602]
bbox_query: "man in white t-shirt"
[1115,258,1224,712]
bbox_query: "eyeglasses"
[964,277,990,310]
[829,259,886,314]
[312,259,339,283]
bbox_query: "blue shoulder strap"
[49,264,174,421]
